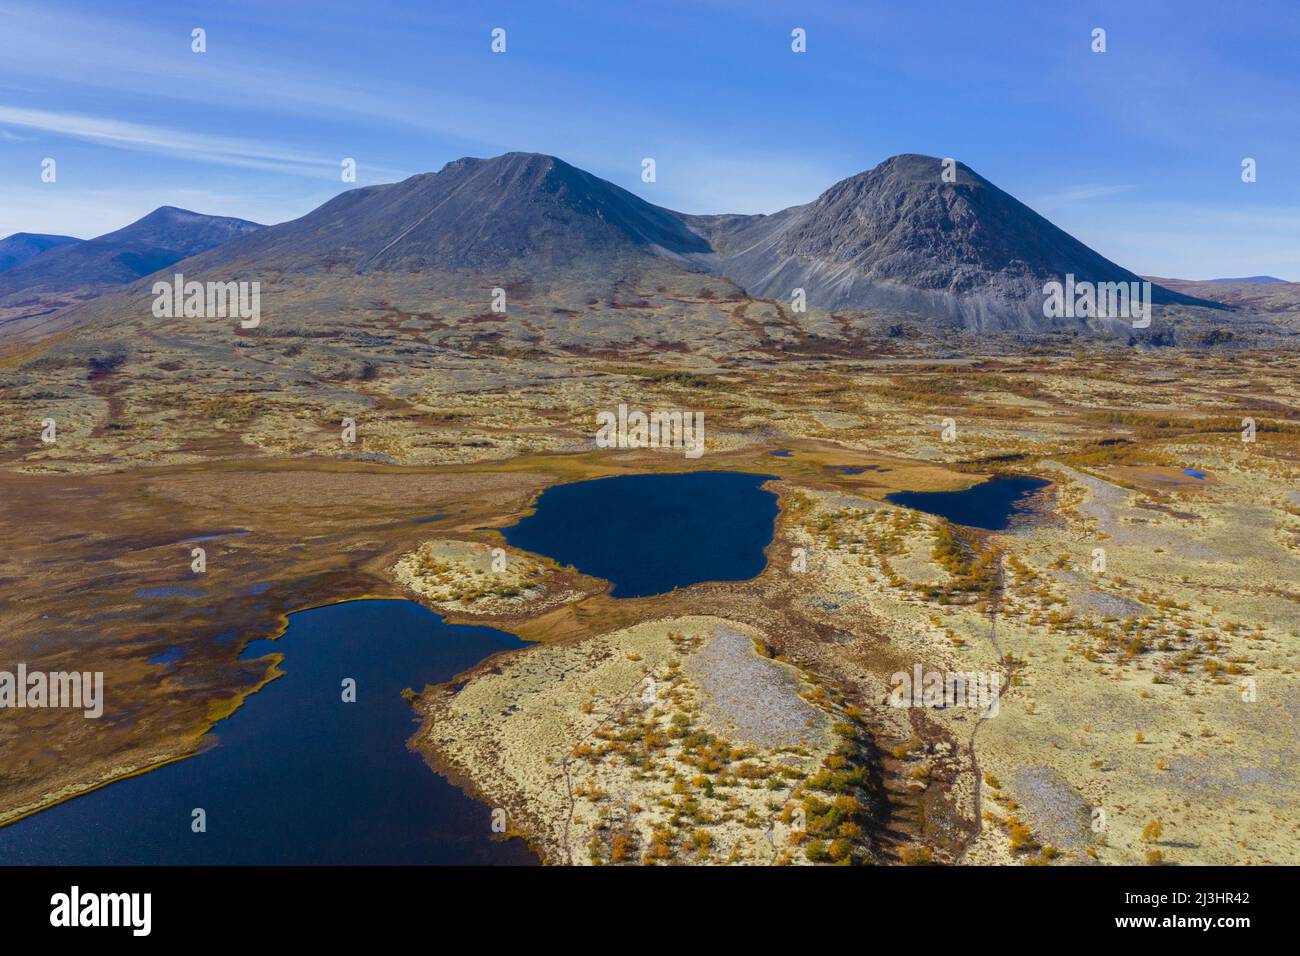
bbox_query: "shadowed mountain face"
[190,152,710,277]
[683,154,1212,332]
[0,207,262,294]
[0,233,83,273]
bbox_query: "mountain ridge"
[0,207,264,333]
[0,206,263,292]
[2,153,1237,347]
[0,233,83,273]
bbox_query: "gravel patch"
[1052,569,1149,619]
[1010,766,1093,858]
[686,626,831,749]
[1055,465,1222,560]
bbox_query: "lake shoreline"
[0,597,541,864]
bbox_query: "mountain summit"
[685,154,1206,331]
[194,152,709,277]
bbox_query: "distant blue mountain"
[0,232,82,273]
[1205,276,1287,284]
[0,207,262,293]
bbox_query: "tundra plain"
[2,336,1296,865]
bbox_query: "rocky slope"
[684,154,1211,332]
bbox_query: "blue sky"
[1,0,1297,279]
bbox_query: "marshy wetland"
[0,599,536,864]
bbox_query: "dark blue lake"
[502,471,779,598]
[886,475,1050,531]
[0,599,536,865]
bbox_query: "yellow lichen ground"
[421,616,879,865]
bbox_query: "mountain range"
[1,152,1250,348]
[0,232,83,273]
[0,207,262,329]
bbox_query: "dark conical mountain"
[0,233,83,273]
[683,154,1211,331]
[191,152,709,277]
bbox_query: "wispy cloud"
[0,0,562,153]
[0,105,406,181]
[1029,183,1136,208]
[1,0,1296,278]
